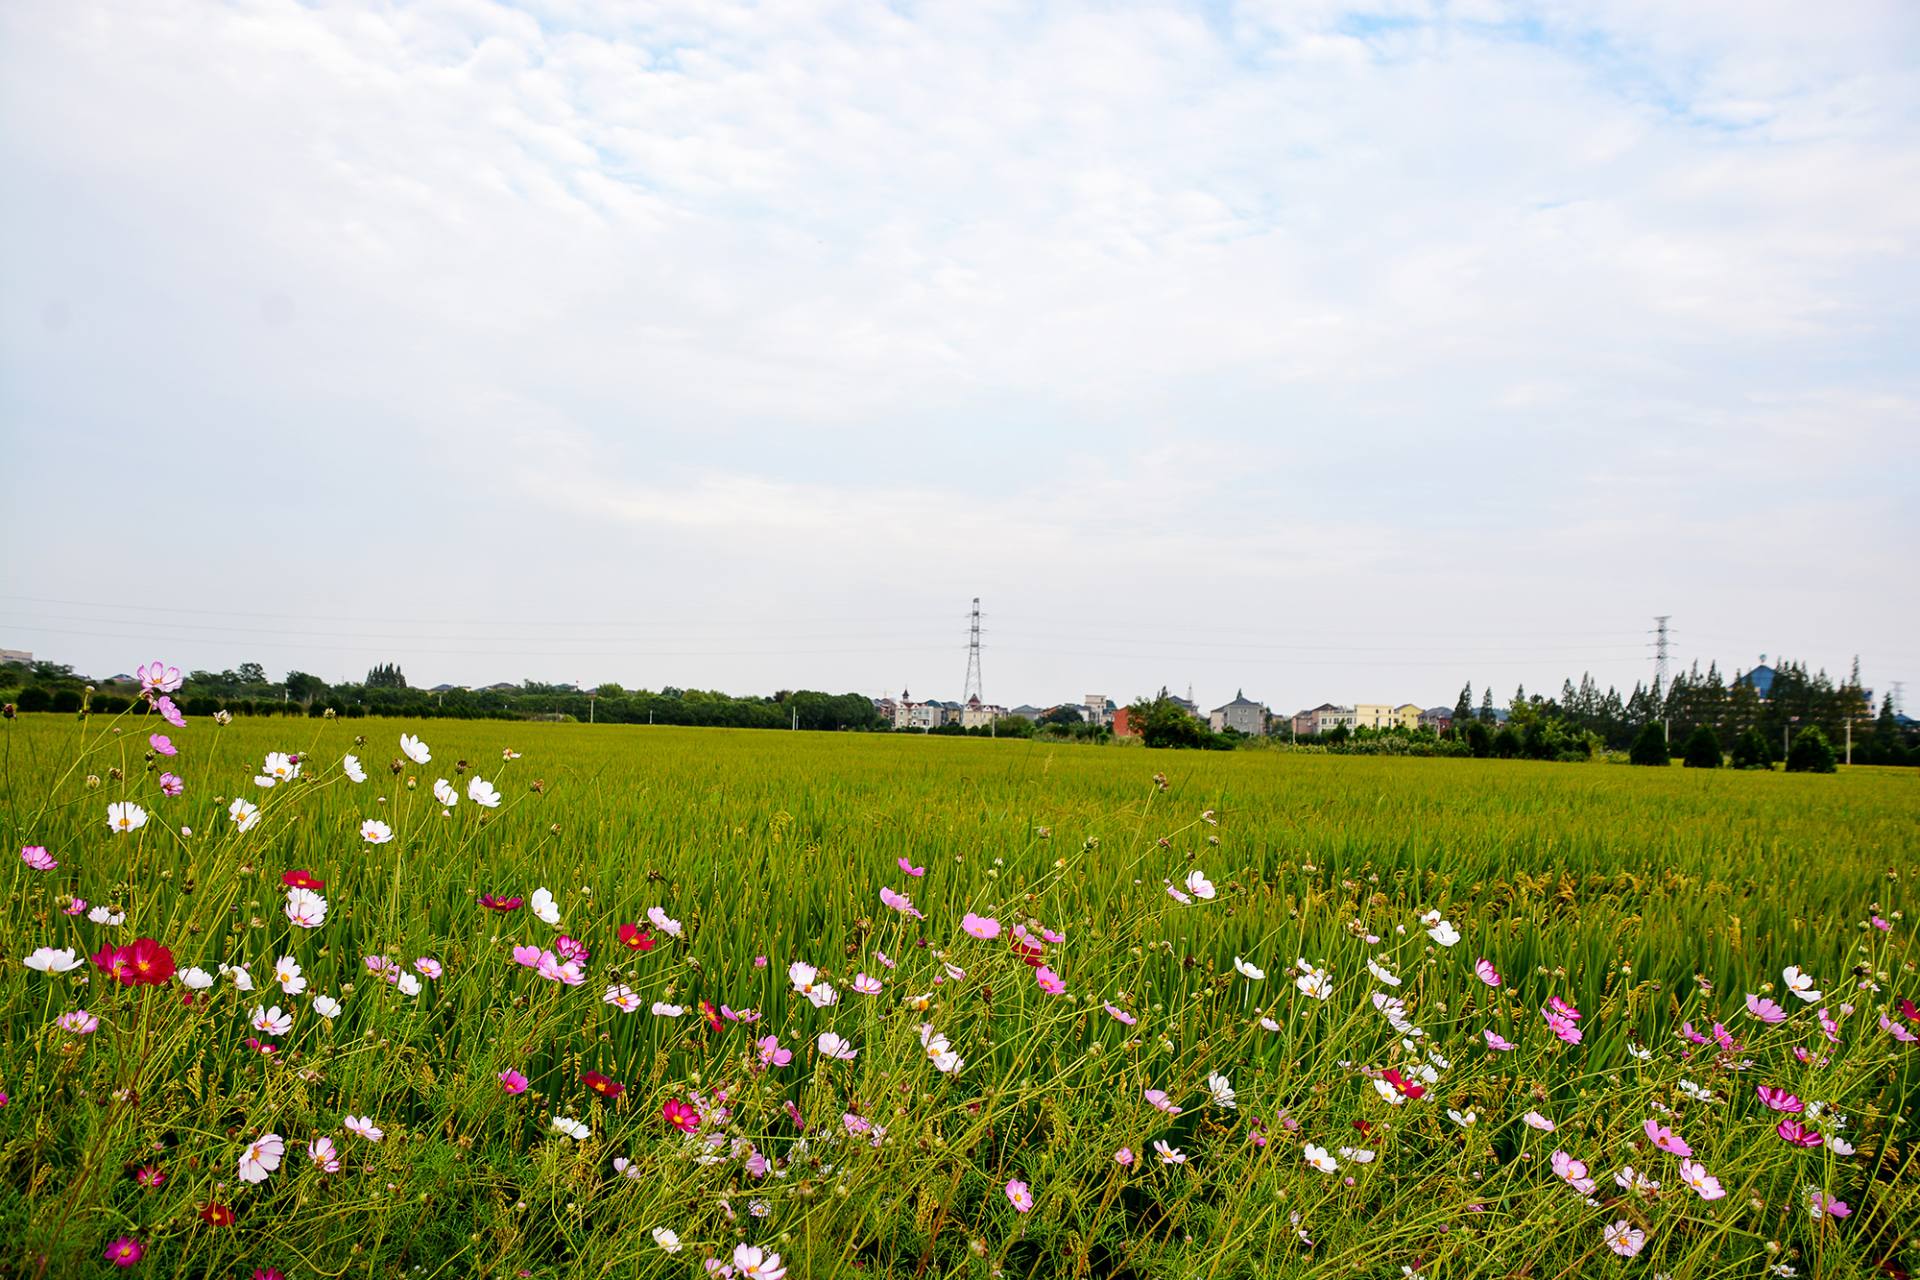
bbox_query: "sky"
[2,0,1916,714]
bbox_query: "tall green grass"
[0,710,1914,1278]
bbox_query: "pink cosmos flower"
[414,958,443,979]
[1005,1179,1034,1213]
[554,936,589,964]
[852,973,883,995]
[21,846,55,871]
[1713,1023,1741,1054]
[1035,965,1066,995]
[158,773,183,797]
[511,945,543,968]
[961,913,1001,940]
[1105,1003,1138,1026]
[757,1035,793,1070]
[1746,994,1787,1024]
[1680,1022,1709,1045]
[138,660,183,694]
[1547,996,1581,1020]
[1550,1150,1595,1194]
[1483,1029,1516,1052]
[879,887,923,919]
[1871,915,1890,931]
[104,1236,144,1269]
[1679,1158,1726,1200]
[499,1069,528,1094]
[1818,1007,1841,1043]
[1145,1089,1182,1115]
[897,857,925,877]
[1808,1189,1851,1218]
[1644,1119,1691,1157]
[65,898,87,916]
[1542,1008,1582,1045]
[1603,1221,1645,1258]
[58,1010,99,1035]
[308,1135,341,1172]
[1880,1014,1918,1043]
[1756,1085,1804,1113]
[1522,1111,1555,1131]
[663,1099,700,1133]
[1777,1119,1822,1148]
[1474,958,1501,987]
[148,734,177,756]
[1115,1147,1135,1166]
[875,949,895,969]
[154,695,185,728]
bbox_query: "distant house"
[1083,694,1115,727]
[1209,689,1268,735]
[1007,704,1044,721]
[1735,664,1778,700]
[1392,703,1423,730]
[484,682,518,692]
[1353,703,1398,729]
[1,649,33,666]
[960,696,1007,729]
[1419,707,1454,733]
[1292,703,1353,735]
[429,683,463,694]
[1112,706,1138,737]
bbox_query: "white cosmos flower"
[251,1005,293,1037]
[1367,958,1403,986]
[399,733,430,764]
[342,753,367,783]
[817,1032,858,1061]
[308,1135,341,1172]
[24,946,83,973]
[88,906,125,926]
[1427,919,1462,948]
[1154,1139,1186,1164]
[179,966,215,990]
[530,887,561,926]
[1184,869,1216,900]
[1448,1108,1478,1128]
[228,798,260,832]
[651,1227,682,1253]
[237,1132,285,1184]
[603,985,642,1013]
[1295,967,1333,1000]
[1260,1016,1281,1031]
[106,802,147,834]
[1339,1146,1376,1163]
[395,972,422,997]
[274,956,306,996]
[467,777,501,808]
[1303,1144,1338,1173]
[433,778,458,808]
[256,752,300,787]
[550,1115,590,1141]
[651,1002,684,1018]
[1782,966,1822,1003]
[1233,956,1266,981]
[312,994,342,1020]
[647,906,682,937]
[1207,1073,1237,1109]
[344,1115,384,1142]
[285,887,328,929]
[222,964,254,991]
[359,819,392,844]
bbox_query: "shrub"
[1785,726,1837,774]
[1628,721,1670,766]
[1682,724,1722,769]
[1730,727,1774,770]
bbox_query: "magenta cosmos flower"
[897,857,925,877]
[1034,965,1066,995]
[499,1069,528,1094]
[1756,1085,1804,1113]
[1643,1119,1691,1157]
[104,1237,144,1268]
[879,887,923,919]
[1005,1179,1034,1213]
[148,733,177,757]
[1777,1118,1822,1148]
[1746,994,1788,1024]
[1474,958,1501,987]
[20,846,55,871]
[961,913,1001,940]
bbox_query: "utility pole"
[962,598,984,705]
[1650,615,1673,746]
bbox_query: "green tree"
[1629,721,1670,766]
[1730,727,1774,770]
[236,662,269,687]
[1785,726,1837,774]
[1452,684,1473,733]
[1682,724,1721,769]
[1478,688,1495,723]
[366,663,409,689]
[284,671,329,706]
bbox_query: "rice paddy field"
[2,703,1916,1279]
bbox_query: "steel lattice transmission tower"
[963,597,984,704]
[1651,615,1673,692]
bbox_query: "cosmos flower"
[432,778,458,808]
[1644,1119,1691,1157]
[107,802,147,834]
[395,972,422,997]
[551,1115,590,1141]
[228,798,260,832]
[21,845,55,871]
[1757,1085,1805,1113]
[663,1099,700,1133]
[1207,1073,1237,1109]
[138,660,183,694]
[180,966,214,990]
[1447,1108,1477,1127]
[647,906,683,937]
[818,1032,857,1061]
[104,1236,144,1269]
[359,818,392,844]
[1105,1003,1138,1025]
[1184,869,1216,900]
[604,984,642,1013]
[1234,956,1266,981]
[312,995,342,1020]
[282,869,324,890]
[1679,1158,1726,1200]
[158,772,183,797]
[308,1136,341,1172]
[89,906,125,926]
[853,972,883,994]
[343,754,367,783]
[1550,1151,1594,1194]
[1782,966,1822,1003]
[897,857,925,876]
[1746,994,1788,1023]
[1154,1140,1186,1164]
[1303,1144,1338,1173]
[1374,1069,1425,1103]
[1295,965,1334,1001]
[961,913,1000,940]
[879,887,923,919]
[530,888,561,926]
[651,1228,682,1253]
[285,887,328,929]
[256,752,300,787]
[1807,1188,1851,1219]
[1115,1147,1135,1166]
[583,1070,625,1099]
[1035,965,1066,995]
[1483,1029,1516,1052]
[651,1002,684,1017]
[1542,1007,1582,1045]
[1005,1180,1034,1213]
[1427,919,1461,947]
[616,923,656,952]
[497,1068,529,1095]
[57,1009,99,1035]
[1602,1221,1645,1258]
[1367,958,1402,986]
[154,694,185,728]
[1777,1119,1823,1148]
[238,1132,285,1184]
[1881,1014,1918,1043]
[344,1115,383,1142]
[1522,1111,1555,1131]
[25,946,83,973]
[1145,1089,1182,1115]
[920,1024,964,1074]
[480,894,523,911]
[273,956,306,995]
[728,1245,787,1279]
[1475,958,1502,986]
[252,1006,293,1037]
[400,733,430,764]
[467,777,501,808]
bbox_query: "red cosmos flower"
[281,869,325,891]
[582,1070,626,1099]
[479,894,523,911]
[1380,1068,1426,1101]
[616,923,656,953]
[1009,929,1046,969]
[135,1165,166,1189]
[1903,998,1920,1022]
[124,938,175,986]
[92,944,134,983]
[700,1000,723,1033]
[200,1202,236,1226]
[662,1098,699,1133]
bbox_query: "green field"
[2,710,1915,1278]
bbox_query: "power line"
[962,597,983,704]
